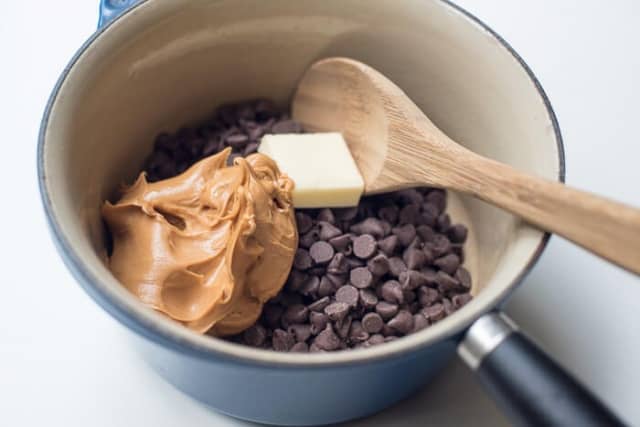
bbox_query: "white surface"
[1,1,639,426]
[259,133,364,208]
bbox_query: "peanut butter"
[102,148,297,335]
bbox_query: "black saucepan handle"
[458,312,627,427]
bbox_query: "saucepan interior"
[39,0,562,365]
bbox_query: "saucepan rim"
[37,0,565,368]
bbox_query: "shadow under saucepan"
[337,359,508,427]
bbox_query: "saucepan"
[38,0,625,425]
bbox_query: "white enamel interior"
[41,0,561,365]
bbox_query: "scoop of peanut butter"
[102,148,297,335]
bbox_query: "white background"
[1,1,639,426]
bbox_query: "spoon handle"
[453,150,640,275]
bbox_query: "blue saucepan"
[39,1,623,425]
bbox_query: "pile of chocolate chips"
[143,99,301,182]
[141,99,473,352]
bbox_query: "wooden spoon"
[292,57,640,275]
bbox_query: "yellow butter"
[258,133,364,208]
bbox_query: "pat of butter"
[259,133,364,208]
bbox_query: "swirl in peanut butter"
[102,148,297,335]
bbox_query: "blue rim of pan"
[37,0,565,367]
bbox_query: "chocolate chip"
[293,248,313,270]
[367,253,390,276]
[387,310,414,334]
[326,273,347,288]
[413,314,429,332]
[366,334,385,346]
[309,241,334,264]
[434,253,460,275]
[435,271,459,292]
[359,289,378,309]
[375,301,399,320]
[248,124,265,141]
[290,342,309,352]
[308,296,331,312]
[378,205,399,224]
[350,218,385,238]
[422,303,445,322]
[398,204,421,225]
[392,224,416,247]
[455,267,472,290]
[299,229,321,249]
[272,119,303,134]
[288,324,312,342]
[443,298,454,315]
[317,276,335,297]
[327,253,349,275]
[314,325,341,350]
[316,208,336,224]
[349,321,370,343]
[418,286,440,306]
[295,212,313,234]
[353,234,377,259]
[328,234,352,252]
[396,189,424,205]
[453,293,472,309]
[399,270,429,291]
[318,221,342,241]
[420,205,439,227]
[226,133,249,149]
[300,275,320,296]
[310,312,329,334]
[436,213,451,232]
[448,224,468,244]
[388,257,408,277]
[452,244,465,263]
[335,207,358,221]
[362,312,384,334]
[420,268,439,287]
[324,302,350,322]
[345,256,365,269]
[243,324,267,347]
[284,304,309,324]
[416,225,436,242]
[350,267,373,289]
[309,343,325,353]
[380,280,404,304]
[379,220,392,236]
[427,234,451,258]
[378,235,399,256]
[336,315,352,339]
[286,270,308,292]
[272,329,295,352]
[335,285,359,307]
[406,236,423,251]
[381,324,396,337]
[426,190,446,214]
[403,247,427,270]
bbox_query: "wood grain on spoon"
[292,57,640,275]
